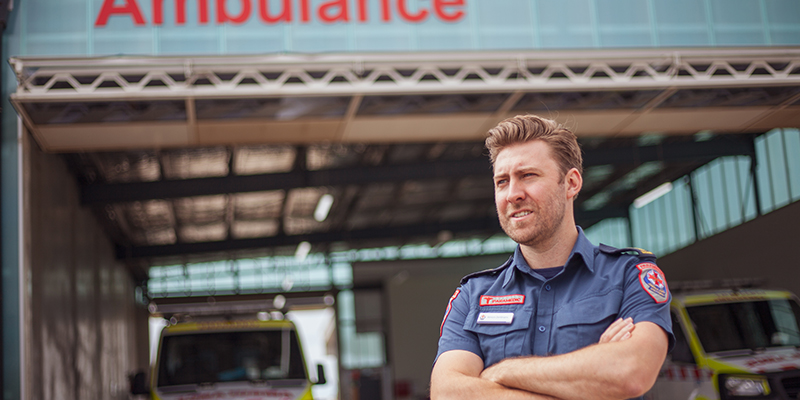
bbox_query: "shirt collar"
[569,226,596,273]
[504,226,595,287]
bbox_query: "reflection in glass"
[687,299,800,354]
[157,329,307,387]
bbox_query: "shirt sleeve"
[433,285,483,366]
[618,259,675,353]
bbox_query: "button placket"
[532,280,555,355]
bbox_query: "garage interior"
[9,47,800,400]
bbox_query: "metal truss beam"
[10,48,800,103]
[82,134,754,204]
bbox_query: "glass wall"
[10,0,800,58]
[586,128,800,256]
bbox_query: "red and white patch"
[479,294,525,306]
[440,289,460,336]
[637,262,669,304]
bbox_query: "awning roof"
[10,48,800,151]
[8,48,798,268]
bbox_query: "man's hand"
[599,317,635,343]
[481,317,635,384]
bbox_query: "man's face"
[492,140,574,247]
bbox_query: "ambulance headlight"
[720,375,770,397]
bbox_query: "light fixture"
[273,294,286,309]
[314,193,334,222]
[633,182,673,209]
[295,241,312,261]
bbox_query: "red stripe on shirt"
[440,289,460,337]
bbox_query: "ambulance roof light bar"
[149,292,336,321]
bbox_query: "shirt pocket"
[553,289,622,354]
[463,306,532,368]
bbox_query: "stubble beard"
[499,193,567,249]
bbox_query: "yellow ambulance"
[132,315,325,400]
[647,285,800,400]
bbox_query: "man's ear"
[565,168,582,200]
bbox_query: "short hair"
[485,114,583,176]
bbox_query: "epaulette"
[460,257,513,285]
[598,244,657,260]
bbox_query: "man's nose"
[506,179,525,203]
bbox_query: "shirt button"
[545,285,551,291]
[538,326,546,332]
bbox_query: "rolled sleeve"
[434,286,483,366]
[619,260,675,352]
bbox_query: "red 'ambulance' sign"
[95,0,466,27]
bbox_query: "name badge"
[477,312,514,325]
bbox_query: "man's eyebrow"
[512,166,540,174]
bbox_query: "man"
[430,115,673,400]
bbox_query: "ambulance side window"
[670,311,695,364]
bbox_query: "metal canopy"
[8,48,793,267]
[9,48,800,152]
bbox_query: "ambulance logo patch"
[636,263,669,304]
[480,294,525,306]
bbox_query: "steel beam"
[116,205,633,260]
[82,157,493,204]
[83,135,754,204]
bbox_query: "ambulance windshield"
[156,329,307,387]
[686,298,800,354]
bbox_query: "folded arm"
[480,320,668,400]
[431,350,559,400]
[431,318,645,400]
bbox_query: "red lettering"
[174,0,209,24]
[397,0,427,23]
[258,0,291,23]
[95,0,469,27]
[175,0,209,24]
[433,0,463,22]
[217,0,251,24]
[198,0,209,24]
[176,0,186,24]
[299,0,310,22]
[381,0,390,21]
[357,0,367,22]
[153,0,164,24]
[95,0,147,26]
[318,0,348,23]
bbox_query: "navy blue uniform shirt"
[436,227,674,397]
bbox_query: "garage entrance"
[6,47,800,400]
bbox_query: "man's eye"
[495,179,507,187]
